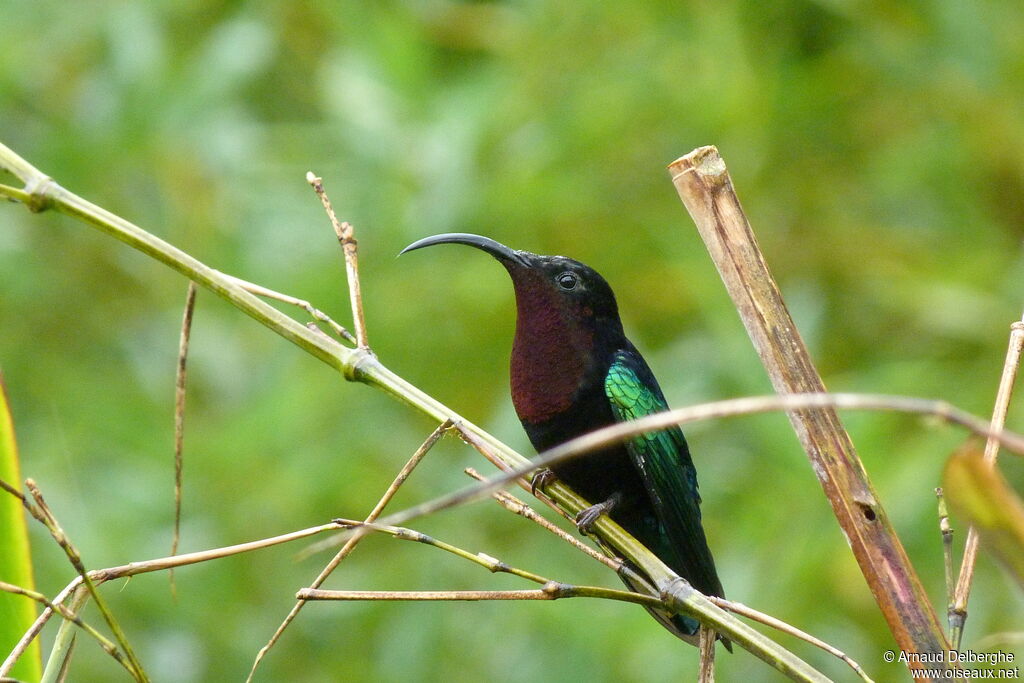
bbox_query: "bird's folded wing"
[604,350,723,597]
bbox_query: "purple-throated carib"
[401,233,726,646]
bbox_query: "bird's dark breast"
[519,383,652,531]
[507,277,592,424]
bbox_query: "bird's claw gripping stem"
[530,468,557,495]
[574,493,621,534]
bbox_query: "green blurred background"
[3,1,1024,680]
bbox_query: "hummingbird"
[401,233,726,645]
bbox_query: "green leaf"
[944,444,1024,587]
[0,373,42,681]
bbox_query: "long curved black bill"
[399,233,530,266]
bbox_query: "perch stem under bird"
[401,233,728,650]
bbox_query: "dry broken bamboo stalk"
[669,146,952,679]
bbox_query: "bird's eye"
[556,272,578,290]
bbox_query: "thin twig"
[951,317,1024,649]
[0,181,32,204]
[464,467,621,572]
[300,588,559,601]
[22,480,149,682]
[222,273,356,344]
[247,421,451,682]
[936,487,955,634]
[306,173,368,348]
[0,476,31,508]
[90,521,345,582]
[332,518,550,584]
[709,596,874,683]
[297,583,666,607]
[170,282,197,596]
[317,392,1024,555]
[460,422,656,592]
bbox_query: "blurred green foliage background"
[2,1,1024,680]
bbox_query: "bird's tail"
[619,572,733,653]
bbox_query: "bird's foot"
[530,468,557,495]
[574,493,621,534]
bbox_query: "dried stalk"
[170,281,197,595]
[935,487,956,634]
[465,467,667,608]
[698,625,716,683]
[306,173,368,348]
[951,317,1024,648]
[670,146,951,678]
[312,513,654,610]
[456,423,576,525]
[297,584,666,607]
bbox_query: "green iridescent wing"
[604,349,723,599]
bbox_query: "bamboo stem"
[298,584,675,607]
[170,281,197,596]
[698,625,716,683]
[669,146,951,678]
